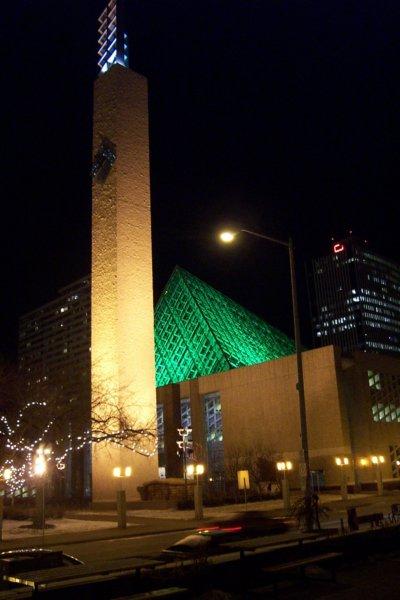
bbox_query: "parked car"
[0,549,83,575]
[162,511,288,558]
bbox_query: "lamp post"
[0,468,11,543]
[371,455,385,496]
[187,463,205,520]
[177,427,193,501]
[112,466,132,528]
[32,446,50,545]
[220,228,313,530]
[276,460,293,513]
[334,457,349,501]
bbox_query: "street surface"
[52,529,188,563]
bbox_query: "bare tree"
[225,442,278,499]
[0,362,156,493]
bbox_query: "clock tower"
[91,0,158,503]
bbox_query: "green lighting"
[155,267,295,387]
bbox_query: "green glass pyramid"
[155,267,295,387]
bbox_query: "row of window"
[157,392,224,477]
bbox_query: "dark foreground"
[2,524,400,599]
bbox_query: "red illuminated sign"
[333,243,345,254]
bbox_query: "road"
[52,529,191,563]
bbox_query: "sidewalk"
[0,515,200,551]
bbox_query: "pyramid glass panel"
[155,267,295,387]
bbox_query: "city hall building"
[20,266,400,495]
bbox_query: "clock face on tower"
[92,138,116,181]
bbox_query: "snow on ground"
[2,518,117,540]
[127,492,370,520]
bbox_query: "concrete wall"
[91,64,158,502]
[343,351,400,484]
[159,346,400,488]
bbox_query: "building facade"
[18,266,296,497]
[157,345,400,489]
[312,237,400,355]
[18,277,91,499]
[20,265,400,496]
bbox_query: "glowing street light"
[0,467,13,542]
[334,456,350,501]
[276,461,293,512]
[335,456,349,467]
[371,455,385,465]
[33,454,47,477]
[219,231,237,243]
[2,469,12,482]
[277,461,293,472]
[32,445,50,539]
[187,463,205,520]
[371,455,385,496]
[112,466,132,478]
[219,226,313,529]
[112,466,132,528]
[186,463,205,478]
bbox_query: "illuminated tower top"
[98,0,129,73]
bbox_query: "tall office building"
[312,237,400,355]
[18,277,91,498]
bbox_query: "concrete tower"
[91,0,158,503]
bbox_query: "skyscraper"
[312,237,400,355]
[18,277,91,499]
[91,0,158,502]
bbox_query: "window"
[369,371,400,423]
[204,392,224,477]
[157,405,164,453]
[180,398,191,429]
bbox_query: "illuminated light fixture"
[371,455,385,465]
[335,456,349,467]
[186,464,204,477]
[33,454,46,477]
[113,467,122,478]
[359,458,369,467]
[333,243,345,254]
[277,461,293,471]
[396,460,400,467]
[124,466,132,477]
[3,468,12,481]
[219,231,236,243]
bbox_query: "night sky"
[2,0,400,360]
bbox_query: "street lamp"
[3,469,12,482]
[187,463,205,520]
[177,427,193,501]
[0,468,12,543]
[220,227,313,530]
[276,461,293,512]
[112,466,132,528]
[334,456,349,501]
[32,445,50,542]
[371,455,385,496]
